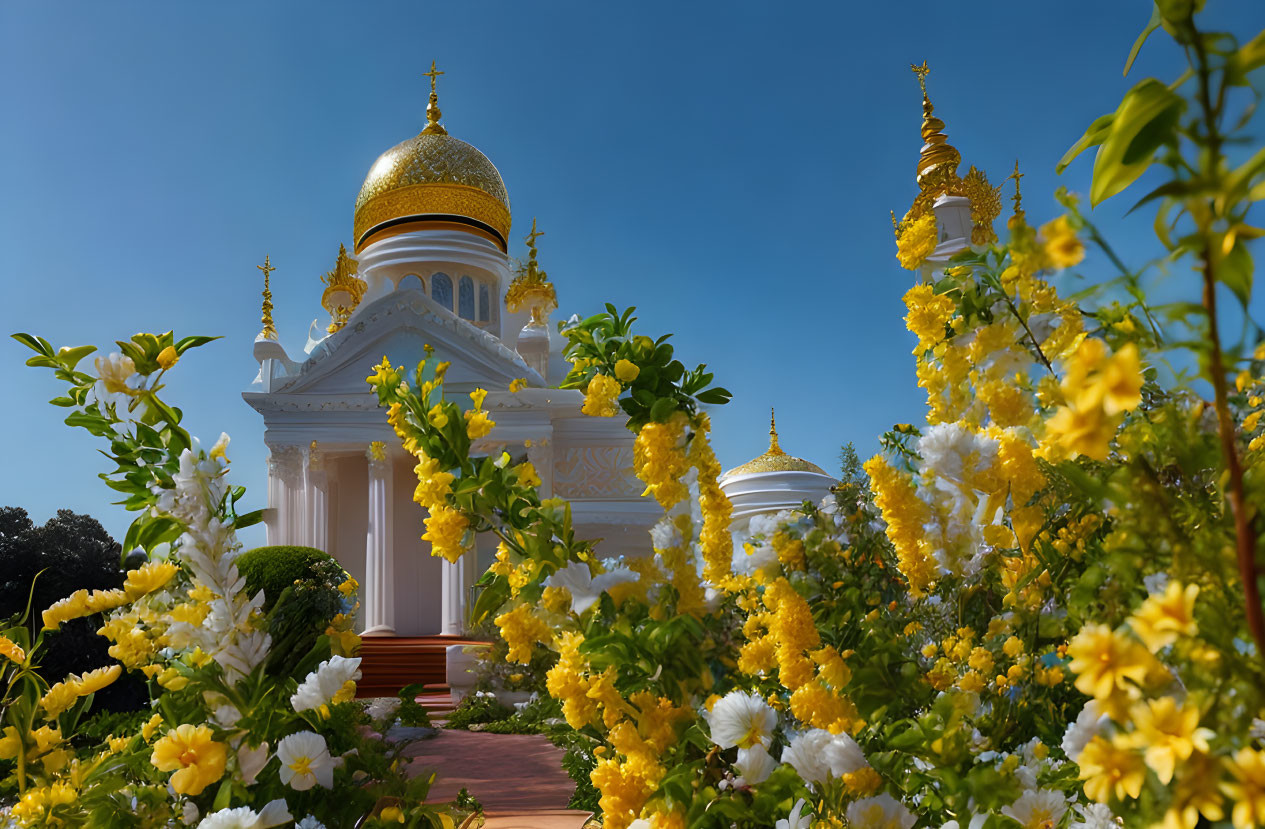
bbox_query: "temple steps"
[354,635,486,699]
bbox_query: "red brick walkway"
[404,730,592,828]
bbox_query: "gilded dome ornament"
[353,61,512,254]
[899,62,1000,246]
[257,255,278,341]
[724,409,828,478]
[320,243,364,334]
[505,218,558,326]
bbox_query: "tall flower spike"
[422,59,447,136]
[911,61,962,190]
[257,255,277,341]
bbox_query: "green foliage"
[443,692,514,731]
[69,708,150,749]
[558,304,731,429]
[237,545,342,610]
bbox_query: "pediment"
[270,289,542,398]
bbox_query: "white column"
[305,441,328,552]
[266,444,304,546]
[440,556,465,636]
[362,442,395,636]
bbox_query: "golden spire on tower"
[320,243,365,334]
[257,255,277,340]
[1008,160,1025,223]
[899,61,1000,246]
[768,408,786,456]
[505,218,558,325]
[421,59,447,136]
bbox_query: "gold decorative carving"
[355,175,511,254]
[320,243,364,334]
[367,441,387,463]
[724,409,827,478]
[505,218,558,325]
[257,255,277,340]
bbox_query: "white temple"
[243,67,662,638]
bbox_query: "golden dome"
[353,64,511,254]
[723,410,827,478]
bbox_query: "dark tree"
[0,507,147,711]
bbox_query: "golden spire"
[506,218,558,324]
[320,243,365,334]
[1008,160,1025,221]
[421,59,448,136]
[257,255,277,340]
[768,408,786,456]
[910,61,961,190]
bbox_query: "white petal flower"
[775,799,812,829]
[277,731,335,791]
[1001,789,1067,829]
[1061,700,1109,761]
[544,562,638,614]
[845,793,916,829]
[708,691,777,750]
[196,801,291,829]
[291,655,362,713]
[295,818,328,829]
[734,743,777,786]
[781,729,866,785]
[1069,802,1117,829]
[236,740,270,786]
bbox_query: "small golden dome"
[723,410,827,478]
[353,63,511,254]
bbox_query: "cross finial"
[911,61,930,99]
[257,255,277,340]
[525,217,545,252]
[1008,159,1025,216]
[423,59,444,96]
[768,408,784,455]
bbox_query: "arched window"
[431,272,453,311]
[458,276,475,319]
[399,274,424,292]
[478,285,491,322]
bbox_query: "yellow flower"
[156,345,179,369]
[582,372,622,417]
[1162,750,1224,829]
[150,724,227,796]
[41,589,92,630]
[427,403,450,428]
[896,212,939,270]
[422,505,469,563]
[380,806,406,823]
[1067,624,1154,701]
[0,635,24,664]
[1128,581,1199,651]
[495,603,554,664]
[1003,636,1024,658]
[1125,697,1213,785]
[470,387,488,410]
[514,461,542,488]
[1045,403,1116,461]
[1096,343,1144,415]
[366,355,402,389]
[465,409,496,439]
[1224,747,1265,829]
[41,681,80,719]
[1040,215,1085,269]
[412,453,455,510]
[614,359,640,382]
[123,560,179,600]
[1077,734,1146,802]
[903,283,957,352]
[140,713,163,742]
[509,377,528,393]
[95,352,138,395]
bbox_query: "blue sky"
[2,1,1262,548]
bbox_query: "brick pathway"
[403,730,593,828]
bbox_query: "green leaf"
[1090,79,1183,206]
[174,335,221,354]
[1218,240,1254,307]
[1057,113,1115,174]
[11,332,54,356]
[1124,5,1163,76]
[649,397,678,423]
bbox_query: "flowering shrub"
[367,5,1265,829]
[3,332,471,827]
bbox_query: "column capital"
[267,443,304,485]
[366,440,389,468]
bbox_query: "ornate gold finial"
[257,255,277,340]
[421,60,448,136]
[768,408,786,456]
[1008,160,1025,220]
[910,61,961,190]
[506,217,558,326]
[320,243,365,334]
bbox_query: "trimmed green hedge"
[236,545,341,611]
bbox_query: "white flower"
[1069,802,1117,829]
[734,743,777,786]
[295,818,327,829]
[781,729,866,785]
[277,731,335,791]
[1061,700,1109,761]
[1143,572,1170,595]
[650,517,683,551]
[212,704,242,729]
[732,537,779,577]
[236,740,270,786]
[182,801,200,825]
[544,562,639,614]
[196,800,291,829]
[291,655,362,713]
[708,691,777,750]
[366,697,401,722]
[1001,789,1067,829]
[627,822,651,829]
[775,799,812,829]
[845,793,916,829]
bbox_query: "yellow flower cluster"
[1039,215,1086,269]
[633,412,690,509]
[0,634,25,664]
[8,781,77,826]
[40,665,121,718]
[150,724,226,796]
[1044,339,1143,461]
[122,560,178,600]
[896,213,939,270]
[41,587,131,631]
[687,416,732,585]
[582,372,623,417]
[423,505,470,564]
[495,603,555,664]
[863,455,935,595]
[465,388,496,439]
[903,283,957,353]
